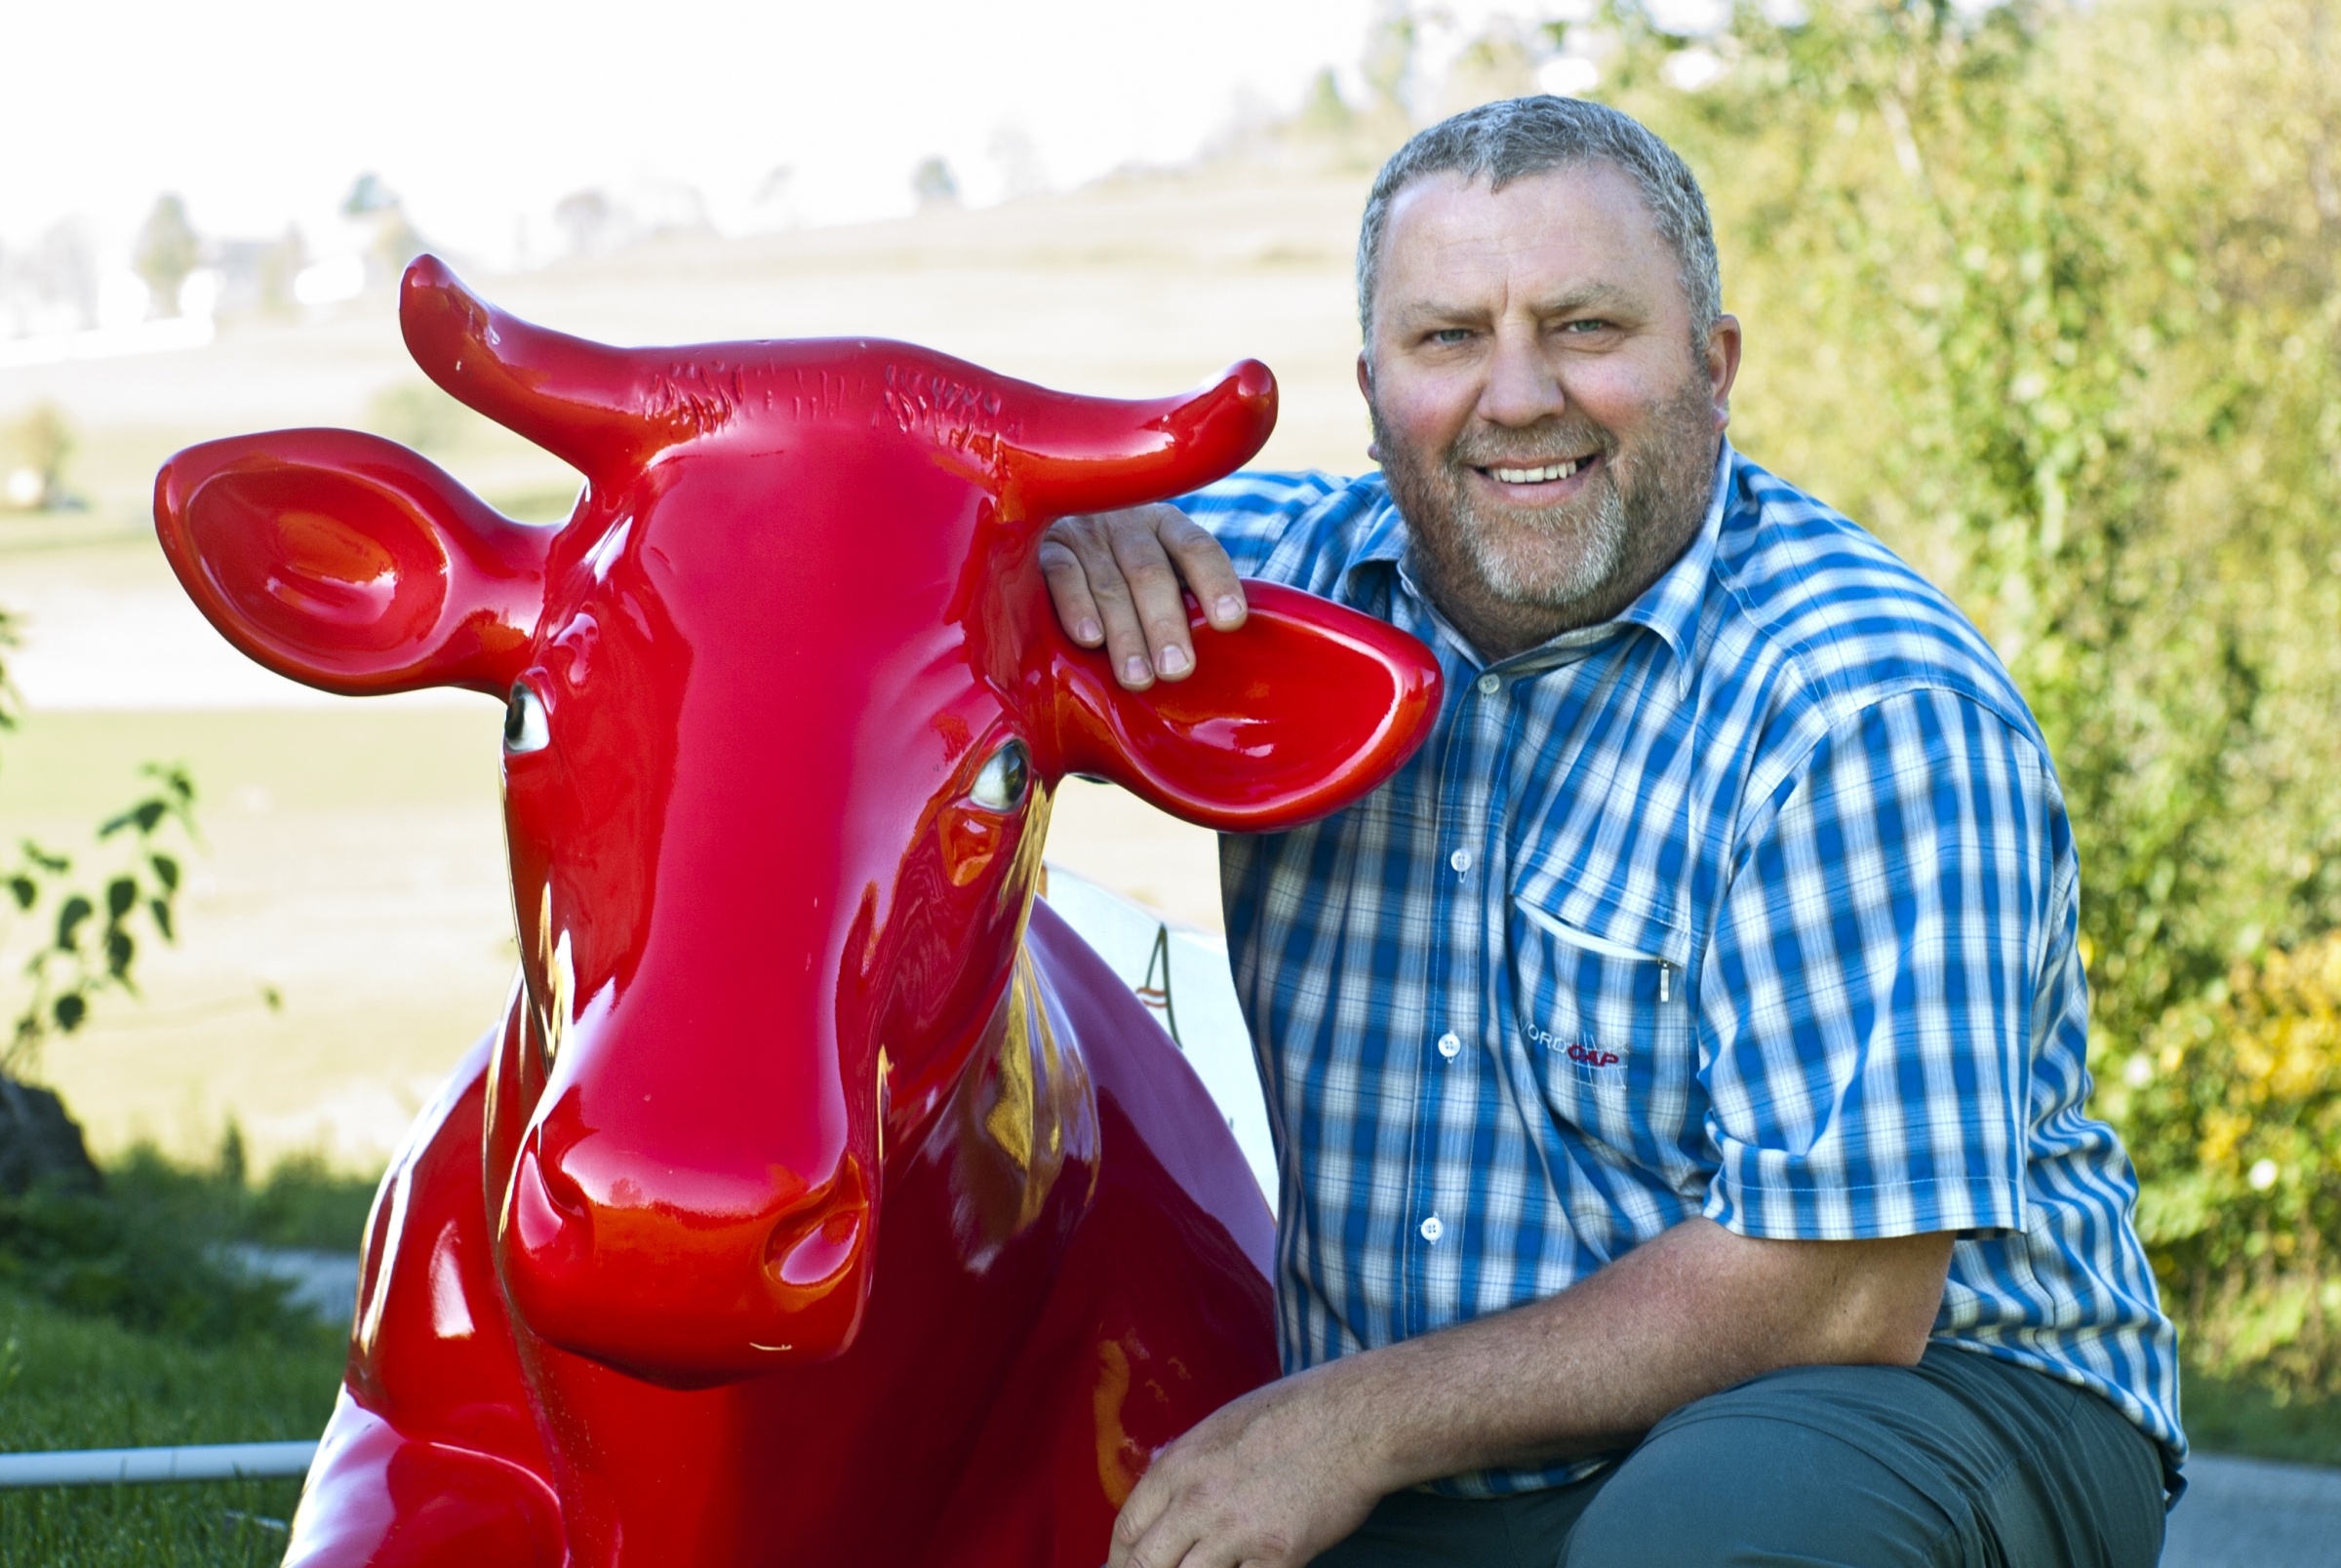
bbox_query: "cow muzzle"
[498,1127,876,1389]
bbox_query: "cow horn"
[991,360,1278,523]
[399,255,715,493]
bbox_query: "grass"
[0,1140,368,1564]
[0,1142,2330,1565]
[0,1287,341,1564]
[2183,1366,2341,1469]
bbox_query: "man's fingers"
[1048,512,1159,687]
[1104,1455,1171,1568]
[1042,504,1243,690]
[1038,537,1106,647]
[1104,507,1201,684]
[1113,1509,1207,1568]
[1158,511,1248,633]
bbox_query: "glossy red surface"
[154,256,1442,1567]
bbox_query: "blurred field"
[0,689,1229,1178]
[0,166,1367,1168]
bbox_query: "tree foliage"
[132,194,200,320]
[0,609,197,1077]
[1595,0,2341,1392]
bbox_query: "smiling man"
[1041,97,2179,1568]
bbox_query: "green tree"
[132,194,201,319]
[0,609,195,1074]
[1595,0,2341,1391]
[0,403,75,513]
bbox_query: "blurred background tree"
[341,172,426,290]
[0,403,78,513]
[131,194,200,320]
[1593,0,2341,1398]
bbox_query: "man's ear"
[1037,580,1442,833]
[1355,352,1384,464]
[154,429,557,698]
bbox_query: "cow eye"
[970,739,1030,811]
[504,683,551,755]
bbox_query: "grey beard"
[1372,377,1719,638]
[1452,467,1630,610]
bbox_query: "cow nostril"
[511,1145,591,1258]
[536,1149,591,1220]
[765,1203,866,1289]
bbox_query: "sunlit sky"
[2,0,1632,273]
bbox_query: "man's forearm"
[1321,1217,1954,1491]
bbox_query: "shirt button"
[1449,848,1472,873]
[1419,1215,1444,1242]
[1476,673,1501,696]
[1437,1031,1461,1059]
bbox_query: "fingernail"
[1123,655,1150,685]
[1159,645,1188,676]
[1213,596,1242,626]
[1076,617,1101,645]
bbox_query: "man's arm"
[1039,504,1247,690]
[1105,1219,1951,1568]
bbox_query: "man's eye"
[1428,328,1473,345]
[1562,319,1611,333]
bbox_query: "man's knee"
[1564,1393,1959,1568]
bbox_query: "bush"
[0,1133,377,1349]
[2101,935,2341,1393]
[1594,0,2341,1400]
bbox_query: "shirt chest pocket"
[1510,898,1694,1153]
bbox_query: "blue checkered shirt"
[1183,443,2181,1496]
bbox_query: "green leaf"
[149,854,179,892]
[52,994,86,1032]
[148,898,174,941]
[6,877,33,911]
[105,877,136,921]
[105,927,134,977]
[99,800,168,839]
[55,895,92,951]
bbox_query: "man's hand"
[1105,1220,1953,1565]
[1040,504,1247,690]
[1106,1365,1387,1568]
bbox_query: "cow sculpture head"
[154,258,1437,1390]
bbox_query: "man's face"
[1359,163,1740,654]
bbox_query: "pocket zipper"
[1517,900,1676,1002]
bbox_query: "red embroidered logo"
[1565,1042,1621,1069]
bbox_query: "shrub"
[2101,936,2341,1393]
[1595,0,2341,1398]
[0,1133,377,1348]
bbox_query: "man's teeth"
[1489,458,1586,484]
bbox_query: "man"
[1042,98,2180,1567]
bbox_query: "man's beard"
[1374,375,1719,638]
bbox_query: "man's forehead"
[1376,163,1671,311]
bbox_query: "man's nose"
[1478,325,1566,428]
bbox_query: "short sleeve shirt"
[1179,444,2182,1496]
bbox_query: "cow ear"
[154,429,557,698]
[1037,580,1443,832]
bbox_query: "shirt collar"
[1349,441,1735,696]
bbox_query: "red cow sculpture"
[153,257,1440,1568]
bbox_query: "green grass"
[0,1289,341,1564]
[2184,1365,2341,1468]
[0,1141,364,1563]
[0,1143,2336,1565]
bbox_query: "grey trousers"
[1312,1344,2171,1567]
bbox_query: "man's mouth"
[1473,451,1601,488]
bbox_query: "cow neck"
[900,939,1102,1275]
